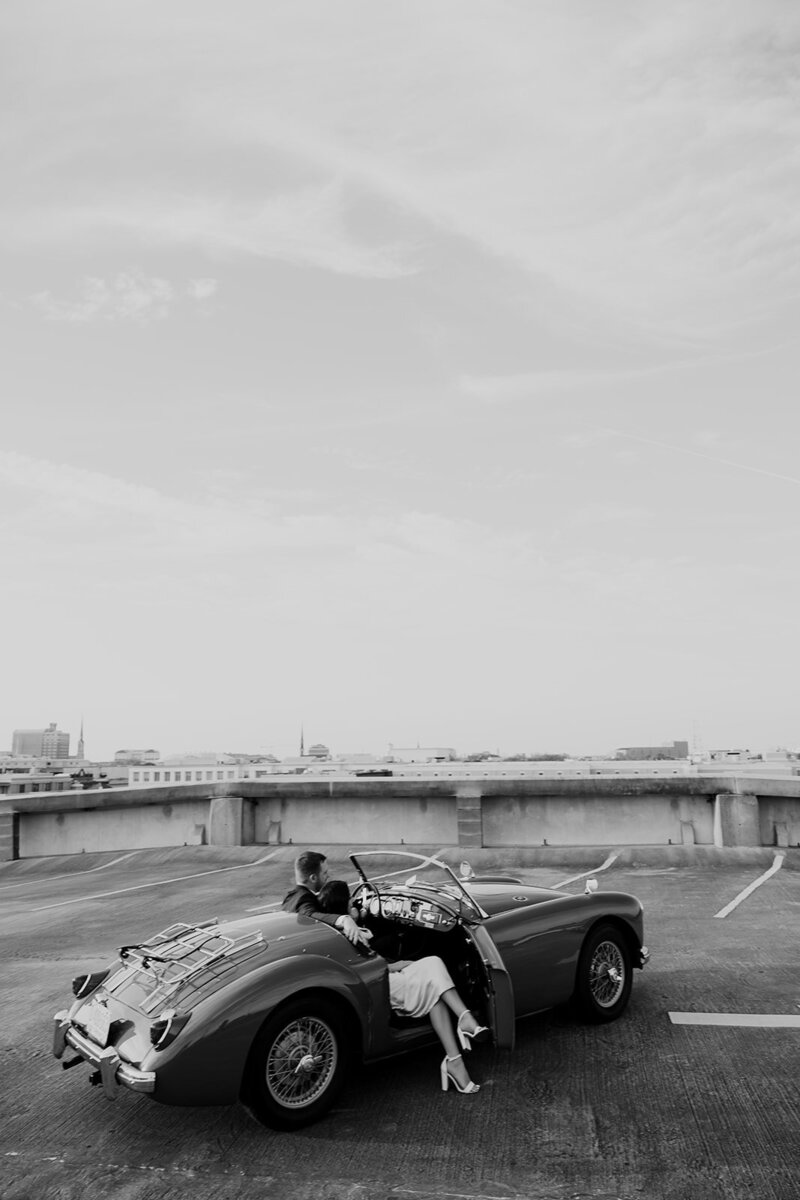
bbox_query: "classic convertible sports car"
[53,852,649,1129]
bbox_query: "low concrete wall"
[3,775,800,860]
[250,792,457,846]
[482,791,714,846]
[758,796,800,847]
[19,799,209,857]
[713,793,761,849]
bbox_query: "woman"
[318,879,488,1094]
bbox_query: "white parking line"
[0,851,141,891]
[669,1011,800,1028]
[554,853,618,889]
[31,850,281,911]
[245,900,282,912]
[713,852,785,919]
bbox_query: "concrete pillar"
[456,786,483,848]
[713,793,761,847]
[0,810,19,861]
[208,796,255,847]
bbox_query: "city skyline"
[1,718,794,766]
[3,3,799,762]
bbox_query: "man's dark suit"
[282,884,339,928]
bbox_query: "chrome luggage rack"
[117,921,264,1013]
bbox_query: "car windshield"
[349,851,487,919]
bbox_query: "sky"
[2,1,799,761]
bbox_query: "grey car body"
[53,852,649,1128]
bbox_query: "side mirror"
[584,878,598,895]
[459,861,475,880]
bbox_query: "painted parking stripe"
[713,852,785,919]
[670,1011,800,1028]
[555,853,618,889]
[31,850,281,911]
[0,851,141,892]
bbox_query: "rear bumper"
[53,1012,156,1100]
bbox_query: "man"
[282,850,371,946]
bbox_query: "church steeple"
[77,717,85,760]
[300,724,305,757]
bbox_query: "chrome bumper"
[53,1012,155,1100]
[639,945,650,968]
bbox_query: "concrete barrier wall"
[252,794,457,846]
[19,800,210,857]
[482,791,715,846]
[758,797,800,848]
[4,775,800,860]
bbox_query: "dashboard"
[363,890,457,932]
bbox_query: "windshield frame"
[349,850,488,920]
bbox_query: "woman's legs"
[439,987,484,1036]
[428,1000,474,1090]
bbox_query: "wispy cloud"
[458,338,792,401]
[29,270,217,322]
[602,427,800,489]
[5,4,798,323]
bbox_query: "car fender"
[142,952,381,1106]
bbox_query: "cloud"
[31,271,174,322]
[186,278,218,300]
[5,3,799,324]
[9,180,417,281]
[458,335,793,401]
[29,270,219,321]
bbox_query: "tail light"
[150,1010,191,1049]
[72,969,110,998]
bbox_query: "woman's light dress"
[388,956,455,1018]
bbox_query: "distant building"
[128,757,282,787]
[0,771,75,796]
[616,740,689,761]
[12,723,70,758]
[114,749,160,765]
[388,746,457,763]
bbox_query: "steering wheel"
[351,880,382,920]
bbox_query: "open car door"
[466,923,515,1051]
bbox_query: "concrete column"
[456,786,483,848]
[209,796,255,847]
[713,793,761,847]
[0,811,19,861]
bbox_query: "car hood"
[465,883,567,918]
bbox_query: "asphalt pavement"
[1,844,798,1200]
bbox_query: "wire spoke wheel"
[589,940,626,1009]
[244,998,350,1129]
[265,1016,337,1107]
[575,923,633,1023]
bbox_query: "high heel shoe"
[457,1011,490,1052]
[440,1053,480,1093]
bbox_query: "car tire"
[242,997,351,1130]
[574,923,632,1023]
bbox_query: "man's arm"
[286,888,371,945]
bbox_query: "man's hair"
[294,850,327,884]
[317,880,351,915]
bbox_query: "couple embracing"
[282,850,488,1094]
